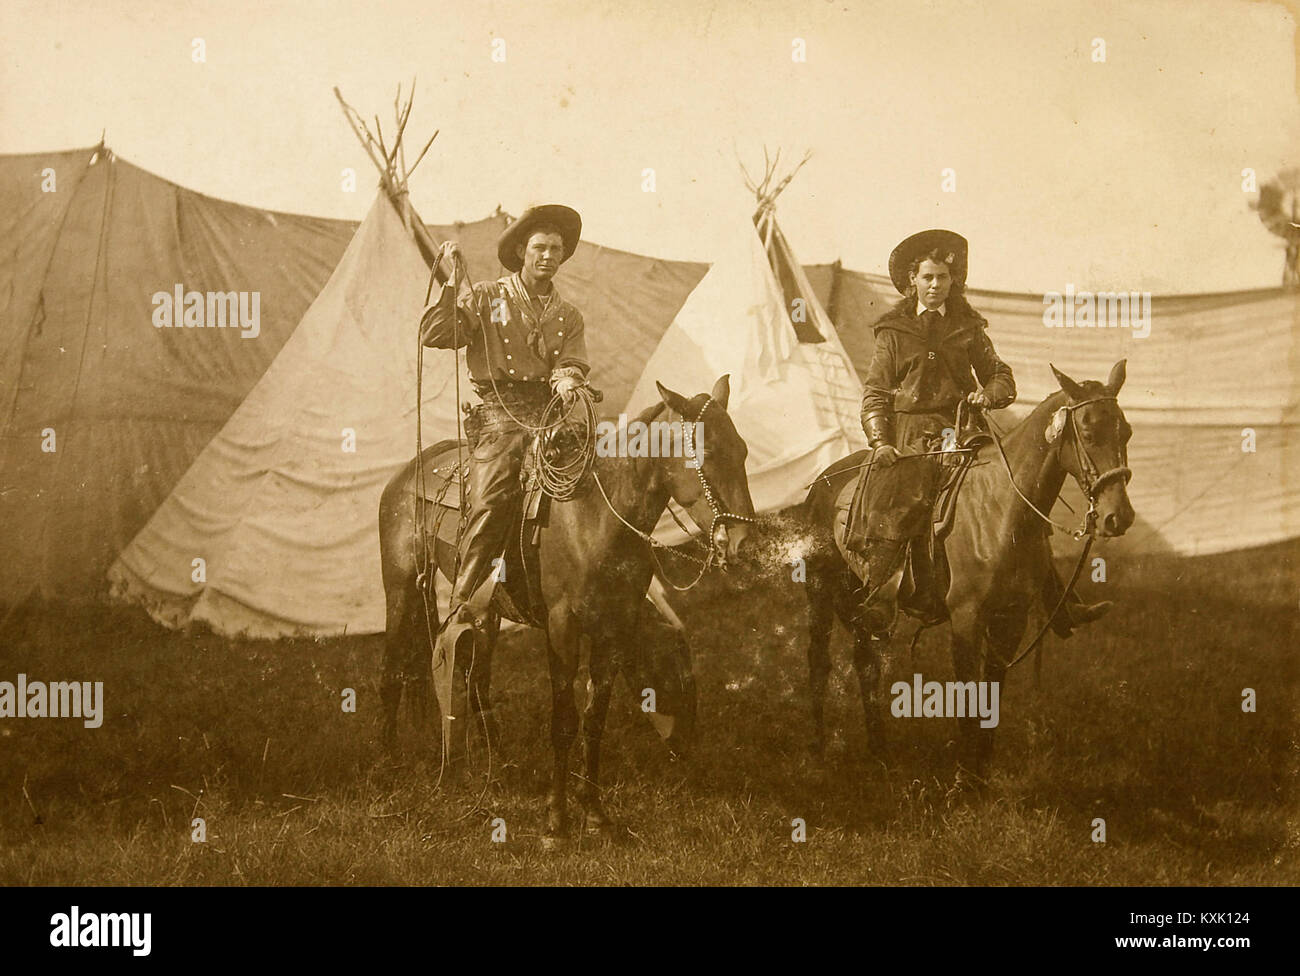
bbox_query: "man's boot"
[1050,592,1113,638]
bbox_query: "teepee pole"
[334,85,447,279]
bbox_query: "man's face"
[517,230,565,282]
[912,259,953,309]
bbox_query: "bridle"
[986,395,1132,540]
[1049,395,1133,538]
[678,397,759,544]
[591,394,756,590]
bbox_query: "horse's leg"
[406,582,437,751]
[979,659,1008,784]
[852,629,887,757]
[543,606,581,848]
[805,554,836,756]
[470,611,501,763]
[577,612,627,833]
[978,608,1027,782]
[380,576,420,753]
[949,607,986,792]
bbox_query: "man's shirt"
[419,273,589,384]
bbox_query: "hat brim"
[888,229,968,294]
[497,205,582,273]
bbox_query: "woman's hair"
[893,246,973,317]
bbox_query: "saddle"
[932,430,992,542]
[833,430,992,622]
[416,440,547,628]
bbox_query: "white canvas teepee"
[108,195,462,637]
[625,171,866,528]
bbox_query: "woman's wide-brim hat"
[888,229,968,294]
[497,204,582,272]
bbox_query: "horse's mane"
[626,393,713,427]
[632,400,666,426]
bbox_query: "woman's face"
[911,258,953,309]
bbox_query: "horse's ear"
[656,381,691,416]
[1050,363,1087,402]
[1106,359,1127,396]
[710,374,731,410]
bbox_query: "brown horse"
[378,375,754,844]
[801,361,1135,785]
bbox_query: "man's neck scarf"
[502,272,558,361]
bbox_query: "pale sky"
[3,0,1298,293]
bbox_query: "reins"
[592,396,757,591]
[979,395,1129,668]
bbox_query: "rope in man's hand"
[533,384,601,502]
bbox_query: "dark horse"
[378,375,754,845]
[801,361,1135,784]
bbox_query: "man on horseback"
[419,204,589,630]
[847,229,1109,636]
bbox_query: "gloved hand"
[554,374,583,405]
[966,390,992,408]
[872,444,900,468]
[438,240,464,272]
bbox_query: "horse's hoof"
[950,765,988,801]
[583,813,628,845]
[664,737,690,761]
[540,831,568,852]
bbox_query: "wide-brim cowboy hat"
[888,229,968,294]
[497,204,582,273]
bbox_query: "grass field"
[1,536,1295,885]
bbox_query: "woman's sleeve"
[970,325,1016,408]
[860,330,898,422]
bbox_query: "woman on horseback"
[848,229,1108,636]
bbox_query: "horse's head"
[649,375,756,568]
[1049,360,1136,538]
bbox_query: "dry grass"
[1,538,1295,885]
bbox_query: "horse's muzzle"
[714,521,751,569]
[1097,490,1135,537]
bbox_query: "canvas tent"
[0,143,817,612]
[108,194,465,635]
[6,141,1298,629]
[0,146,356,604]
[0,145,503,605]
[626,168,867,529]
